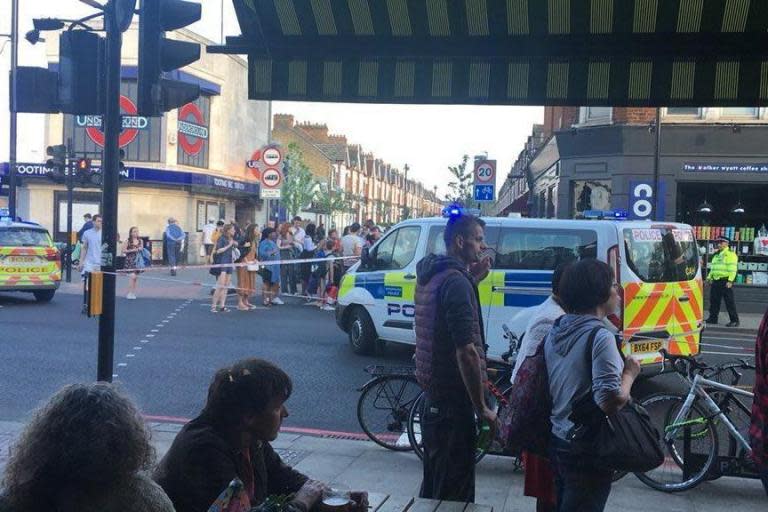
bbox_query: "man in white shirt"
[341,222,365,269]
[202,219,216,257]
[78,214,103,276]
[291,216,306,252]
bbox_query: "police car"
[336,209,703,366]
[0,211,61,302]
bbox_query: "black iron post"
[97,1,122,382]
[653,107,662,221]
[65,141,74,283]
[8,0,19,218]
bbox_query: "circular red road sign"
[178,102,207,156]
[86,95,140,148]
[261,168,282,189]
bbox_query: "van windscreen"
[623,228,698,283]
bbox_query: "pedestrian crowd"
[413,213,768,512]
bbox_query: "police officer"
[707,236,740,327]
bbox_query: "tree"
[314,183,353,227]
[281,143,317,218]
[445,154,472,205]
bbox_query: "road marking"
[146,334,155,338]
[140,339,149,343]
[133,346,142,350]
[112,373,119,378]
[117,362,127,367]
[703,350,754,357]
[701,343,752,350]
[162,320,170,323]
[151,329,159,333]
[126,353,135,358]
[156,324,164,327]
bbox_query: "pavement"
[0,419,765,512]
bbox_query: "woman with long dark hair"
[1,383,173,512]
[211,224,237,313]
[123,226,144,300]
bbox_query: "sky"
[0,0,544,195]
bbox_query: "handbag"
[566,327,665,473]
[209,250,221,277]
[497,340,552,456]
[141,247,151,267]
[232,247,241,261]
[199,245,207,258]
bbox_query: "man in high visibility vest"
[707,236,740,327]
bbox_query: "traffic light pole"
[97,1,122,383]
[7,0,19,218]
[66,155,74,284]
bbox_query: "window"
[623,228,698,283]
[666,107,701,117]
[0,228,52,247]
[370,226,420,270]
[426,226,446,256]
[720,107,758,118]
[579,107,612,124]
[494,228,597,270]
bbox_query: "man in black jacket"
[414,214,494,502]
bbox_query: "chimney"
[329,134,348,146]
[273,113,294,129]
[298,122,329,143]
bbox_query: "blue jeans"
[550,436,612,512]
[166,241,180,268]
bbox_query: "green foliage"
[315,183,353,216]
[281,143,317,218]
[446,154,472,205]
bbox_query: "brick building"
[272,114,441,228]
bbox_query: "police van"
[335,213,703,366]
[0,212,62,302]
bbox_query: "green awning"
[209,0,768,106]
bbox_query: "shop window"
[196,200,226,231]
[666,107,702,117]
[720,107,759,118]
[177,95,211,169]
[579,107,612,125]
[64,80,162,162]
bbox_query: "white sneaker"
[271,297,285,305]
[126,293,136,300]
[321,304,335,311]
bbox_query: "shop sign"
[683,163,768,173]
[628,180,666,220]
[77,95,148,148]
[178,102,209,156]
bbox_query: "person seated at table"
[0,383,174,512]
[154,358,367,512]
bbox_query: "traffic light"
[45,144,67,184]
[58,31,105,115]
[137,0,202,117]
[75,158,102,187]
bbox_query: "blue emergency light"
[442,204,482,218]
[582,209,628,220]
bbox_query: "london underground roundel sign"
[178,102,208,156]
[246,150,262,180]
[82,95,146,148]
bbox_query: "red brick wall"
[543,107,579,137]
[613,107,656,125]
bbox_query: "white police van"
[335,211,703,365]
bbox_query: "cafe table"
[366,493,493,512]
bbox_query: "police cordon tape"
[112,254,360,273]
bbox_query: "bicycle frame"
[666,373,754,455]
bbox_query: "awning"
[210,0,768,106]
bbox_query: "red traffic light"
[77,158,91,171]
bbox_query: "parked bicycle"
[356,364,421,451]
[636,348,757,492]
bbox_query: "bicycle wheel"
[357,375,421,451]
[407,393,487,463]
[635,393,719,492]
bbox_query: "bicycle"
[356,364,421,451]
[406,324,520,463]
[636,348,757,492]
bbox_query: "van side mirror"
[361,247,371,269]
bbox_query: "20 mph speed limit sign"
[474,160,496,185]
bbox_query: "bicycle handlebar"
[657,348,710,379]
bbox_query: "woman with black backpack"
[544,259,641,511]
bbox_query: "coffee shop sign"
[683,162,768,173]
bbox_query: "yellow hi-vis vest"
[709,247,738,282]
